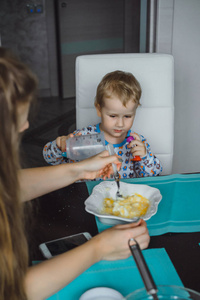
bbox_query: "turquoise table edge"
[86,173,200,236]
[86,173,200,193]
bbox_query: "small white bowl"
[79,287,124,300]
[85,181,162,225]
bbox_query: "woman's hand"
[19,149,121,202]
[56,132,82,152]
[77,150,122,180]
[127,132,146,158]
[92,219,150,261]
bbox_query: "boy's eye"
[125,115,132,118]
[109,115,116,118]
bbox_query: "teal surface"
[45,248,183,300]
[86,174,200,236]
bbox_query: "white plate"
[85,181,162,225]
[79,287,124,300]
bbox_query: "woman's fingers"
[114,219,142,230]
[96,219,150,261]
[78,150,122,180]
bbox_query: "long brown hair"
[0,47,38,300]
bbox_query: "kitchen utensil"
[128,238,158,299]
[107,143,123,200]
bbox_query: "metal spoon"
[128,238,158,300]
[106,144,123,200]
[113,169,123,200]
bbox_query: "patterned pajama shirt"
[43,124,162,179]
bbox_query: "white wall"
[156,0,200,174]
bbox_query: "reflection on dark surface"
[28,182,98,261]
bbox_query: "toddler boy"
[43,70,162,178]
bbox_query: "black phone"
[39,232,92,259]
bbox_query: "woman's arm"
[25,220,149,300]
[19,150,121,202]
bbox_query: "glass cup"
[125,285,200,300]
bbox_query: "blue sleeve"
[43,140,66,165]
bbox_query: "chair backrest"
[75,53,174,175]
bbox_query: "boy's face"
[96,95,137,143]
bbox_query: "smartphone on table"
[39,232,92,259]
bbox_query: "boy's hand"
[56,132,82,152]
[127,132,146,158]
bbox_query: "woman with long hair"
[0,47,149,300]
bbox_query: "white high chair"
[75,53,174,175]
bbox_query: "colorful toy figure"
[126,136,141,162]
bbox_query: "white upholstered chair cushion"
[75,53,174,175]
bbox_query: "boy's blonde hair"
[95,70,142,108]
